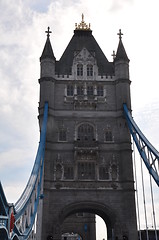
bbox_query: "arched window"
[59,129,67,142]
[78,162,95,179]
[67,85,73,96]
[111,164,117,180]
[64,166,74,179]
[97,85,104,96]
[77,85,84,95]
[56,164,63,180]
[105,129,112,142]
[87,86,93,96]
[99,166,109,180]
[77,123,95,142]
[77,64,83,76]
[87,64,93,76]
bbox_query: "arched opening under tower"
[96,215,107,240]
[61,214,107,240]
[59,201,115,240]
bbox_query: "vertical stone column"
[84,82,87,100]
[74,83,77,100]
[94,84,97,101]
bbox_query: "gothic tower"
[37,16,137,240]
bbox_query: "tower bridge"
[0,15,159,240]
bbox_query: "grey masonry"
[36,17,138,240]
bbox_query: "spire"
[40,27,55,61]
[115,29,129,62]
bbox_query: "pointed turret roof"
[40,27,55,61]
[115,29,129,62]
[56,15,114,75]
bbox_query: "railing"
[14,102,48,239]
[0,102,48,240]
[123,103,159,187]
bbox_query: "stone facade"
[36,19,138,240]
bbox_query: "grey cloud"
[109,0,134,12]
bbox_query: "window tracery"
[77,85,84,95]
[105,127,113,142]
[78,162,95,180]
[64,166,74,179]
[67,85,74,96]
[97,86,104,96]
[59,129,67,142]
[99,166,109,180]
[77,123,95,142]
[87,86,93,96]
[87,64,93,76]
[77,64,83,76]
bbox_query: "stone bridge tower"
[37,16,137,240]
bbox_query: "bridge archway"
[59,201,116,240]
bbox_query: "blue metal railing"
[13,102,48,239]
[0,102,48,240]
[15,102,48,215]
[123,103,159,187]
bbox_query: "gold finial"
[75,14,91,31]
[82,13,84,22]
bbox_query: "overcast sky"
[0,0,159,239]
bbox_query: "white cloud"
[0,0,159,235]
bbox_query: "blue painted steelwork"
[0,102,48,240]
[123,103,159,187]
[0,182,10,239]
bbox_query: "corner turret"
[114,29,129,79]
[114,30,131,110]
[39,27,56,111]
[40,27,56,78]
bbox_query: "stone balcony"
[74,140,99,150]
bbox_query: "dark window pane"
[105,131,112,141]
[87,86,93,96]
[78,124,94,142]
[77,86,84,95]
[59,129,67,141]
[78,162,95,180]
[87,64,93,76]
[97,86,104,96]
[77,64,83,76]
[67,85,73,96]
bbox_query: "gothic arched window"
[87,86,93,96]
[78,162,95,180]
[105,129,112,142]
[77,123,95,142]
[99,166,109,180]
[87,64,93,76]
[67,85,73,96]
[97,85,104,96]
[111,164,117,180]
[59,129,67,142]
[56,164,63,180]
[64,166,74,179]
[77,64,83,76]
[77,85,84,95]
